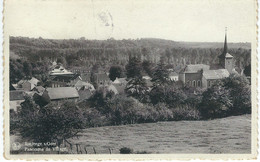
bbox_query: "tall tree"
[142,60,154,77]
[23,61,32,79]
[151,59,170,87]
[109,65,123,81]
[125,56,142,79]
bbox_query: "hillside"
[9,36,251,73]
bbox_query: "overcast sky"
[5,0,255,42]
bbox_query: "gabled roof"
[113,84,125,94]
[203,69,230,80]
[10,84,16,91]
[181,64,210,73]
[74,80,95,91]
[107,85,119,94]
[28,77,39,85]
[46,87,79,100]
[17,77,39,86]
[78,89,93,100]
[32,86,45,95]
[225,53,233,58]
[10,90,25,101]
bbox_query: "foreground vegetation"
[10,114,251,154]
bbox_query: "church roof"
[203,69,230,80]
[182,64,210,73]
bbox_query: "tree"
[244,64,251,77]
[18,99,86,144]
[149,85,186,107]
[151,59,170,87]
[109,65,123,81]
[57,57,67,67]
[199,83,232,119]
[142,60,154,77]
[23,61,32,79]
[10,59,24,83]
[125,77,149,102]
[125,56,142,79]
[222,74,251,115]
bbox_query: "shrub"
[82,108,111,127]
[154,103,173,121]
[199,83,232,119]
[18,98,86,143]
[222,74,251,115]
[171,104,201,120]
[119,147,133,154]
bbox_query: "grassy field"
[68,114,251,154]
[10,114,251,154]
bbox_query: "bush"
[82,108,112,127]
[119,147,133,154]
[222,74,251,115]
[18,98,86,143]
[171,104,201,120]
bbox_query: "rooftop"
[203,69,230,80]
[182,64,210,73]
[10,90,25,101]
[46,87,79,100]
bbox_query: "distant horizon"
[9,35,251,44]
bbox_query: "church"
[179,30,236,88]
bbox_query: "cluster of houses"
[10,32,242,112]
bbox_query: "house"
[42,87,79,105]
[169,72,179,81]
[70,67,90,74]
[78,87,93,101]
[94,73,110,86]
[17,77,39,91]
[80,73,92,82]
[99,85,119,95]
[50,64,74,76]
[10,90,25,112]
[179,31,234,88]
[32,86,45,96]
[112,77,127,94]
[47,74,81,88]
[73,80,95,91]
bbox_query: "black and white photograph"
[3,0,257,160]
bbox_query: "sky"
[4,0,256,42]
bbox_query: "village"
[9,32,250,114]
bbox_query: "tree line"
[10,36,251,74]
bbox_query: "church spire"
[223,27,228,54]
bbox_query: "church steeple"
[223,27,228,54]
[219,27,229,67]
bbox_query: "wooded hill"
[10,36,251,73]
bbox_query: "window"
[192,80,196,87]
[197,80,201,87]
